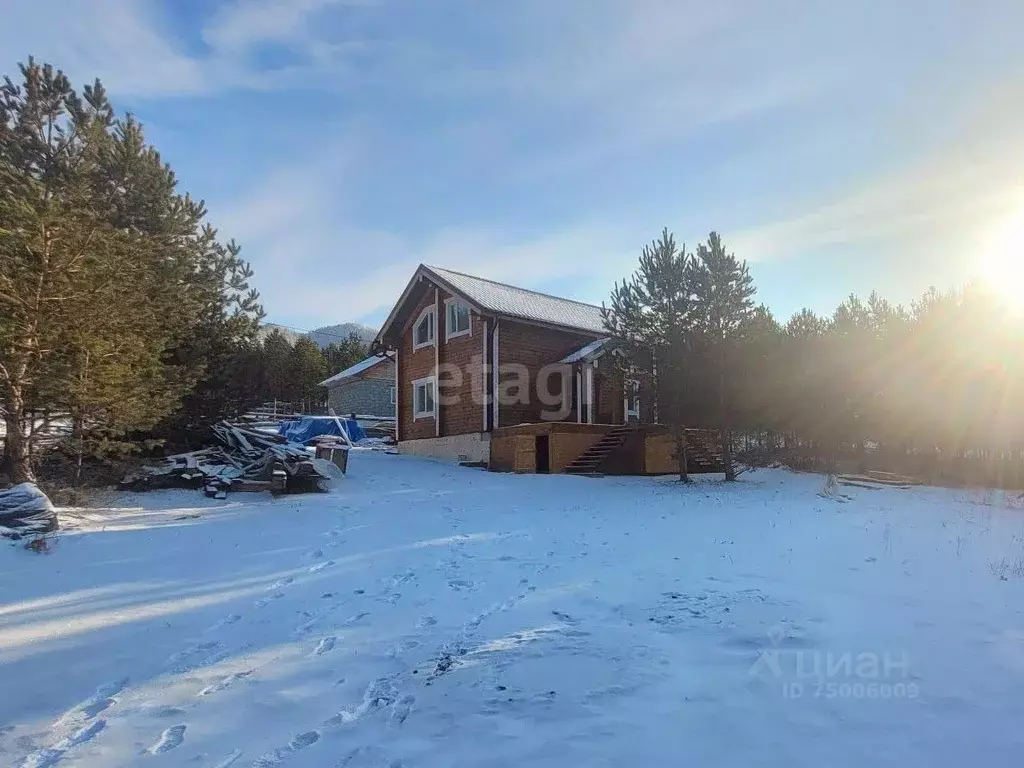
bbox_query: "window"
[389,385,396,405]
[445,299,471,340]
[413,377,435,419]
[625,378,640,421]
[413,307,435,350]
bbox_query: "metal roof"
[319,355,391,387]
[425,266,608,335]
[559,338,611,363]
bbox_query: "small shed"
[320,355,396,419]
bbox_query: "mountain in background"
[259,322,378,349]
[306,323,378,348]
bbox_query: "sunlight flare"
[979,208,1024,307]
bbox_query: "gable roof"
[426,266,607,334]
[375,264,608,346]
[319,354,391,387]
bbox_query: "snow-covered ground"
[3,454,1024,767]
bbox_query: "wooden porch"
[488,422,724,475]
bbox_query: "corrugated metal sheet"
[427,266,607,334]
[560,338,610,363]
[320,355,389,387]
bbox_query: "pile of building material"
[120,421,341,497]
[0,483,58,537]
[837,470,923,490]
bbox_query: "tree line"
[5,59,1020,489]
[606,229,1024,487]
[255,330,368,413]
[0,60,365,483]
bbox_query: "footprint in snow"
[294,618,319,636]
[322,676,399,729]
[308,559,335,573]
[75,697,115,720]
[313,636,336,656]
[551,610,579,625]
[340,611,370,627]
[22,719,107,768]
[67,719,107,744]
[290,731,320,749]
[252,731,320,766]
[205,613,241,633]
[268,577,294,590]
[149,724,186,754]
[141,705,187,718]
[334,747,401,768]
[55,678,128,726]
[211,749,243,768]
[165,641,220,670]
[198,670,253,697]
[389,695,415,726]
[254,592,284,609]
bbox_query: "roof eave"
[374,265,486,349]
[491,311,608,338]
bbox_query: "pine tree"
[0,59,263,480]
[732,304,783,440]
[0,61,132,481]
[692,232,756,480]
[605,228,700,481]
[261,330,296,405]
[323,333,368,376]
[290,336,329,412]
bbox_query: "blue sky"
[5,0,1024,330]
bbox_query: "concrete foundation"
[398,433,491,463]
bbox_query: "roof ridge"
[424,264,606,311]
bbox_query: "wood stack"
[120,421,336,496]
[837,470,924,490]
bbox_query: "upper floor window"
[445,299,471,340]
[413,306,435,350]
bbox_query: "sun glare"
[979,210,1024,309]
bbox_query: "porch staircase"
[685,431,726,473]
[564,426,638,475]
[564,426,727,476]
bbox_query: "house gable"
[379,264,629,445]
[376,264,607,349]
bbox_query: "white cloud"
[250,224,633,328]
[730,104,1024,272]
[203,0,340,52]
[0,0,380,97]
[229,213,635,328]
[11,0,1024,325]
[212,145,637,327]
[0,0,206,95]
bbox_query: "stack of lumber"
[120,421,335,497]
[837,470,923,490]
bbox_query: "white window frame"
[412,306,436,351]
[389,385,396,406]
[412,376,436,420]
[444,298,472,341]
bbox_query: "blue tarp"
[277,417,365,444]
